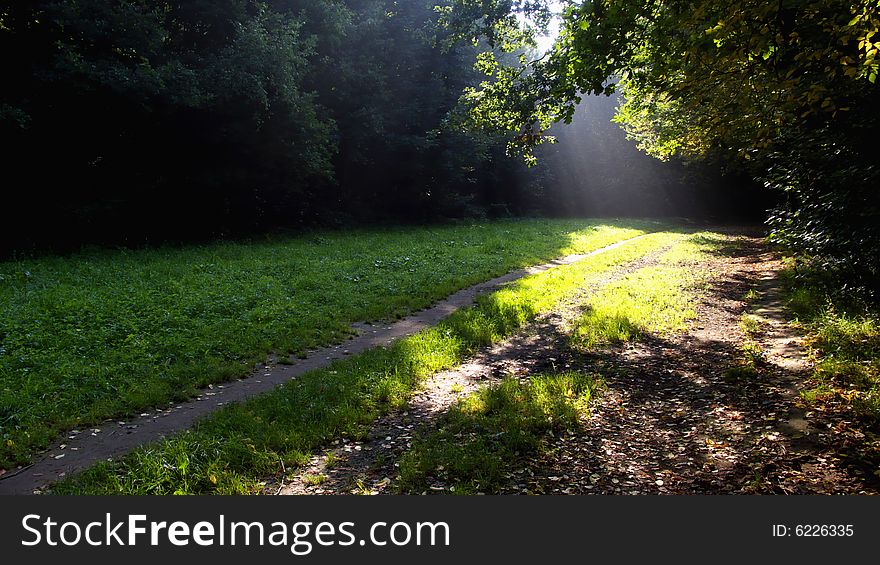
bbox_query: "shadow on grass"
[2,219,677,470]
[688,233,767,260]
[397,371,601,494]
[48,228,715,494]
[401,258,877,494]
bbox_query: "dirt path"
[499,238,875,495]
[282,233,877,495]
[0,235,647,495]
[278,244,676,494]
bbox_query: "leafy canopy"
[446,0,880,283]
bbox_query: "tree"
[0,0,524,252]
[0,1,336,248]
[448,0,880,284]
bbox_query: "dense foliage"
[1,1,763,256]
[450,0,880,286]
[0,1,541,253]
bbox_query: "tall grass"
[784,268,880,425]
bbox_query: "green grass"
[783,272,880,425]
[722,342,764,384]
[0,218,665,469]
[739,314,766,339]
[397,372,600,494]
[570,266,696,348]
[743,288,761,301]
[721,313,766,383]
[780,266,880,475]
[51,230,683,494]
[582,231,758,383]
[397,232,734,495]
[302,473,327,486]
[569,231,723,349]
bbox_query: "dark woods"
[0,1,762,257]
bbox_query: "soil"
[278,233,878,495]
[498,242,874,495]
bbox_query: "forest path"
[0,234,648,494]
[497,239,875,495]
[280,234,877,495]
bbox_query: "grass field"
[51,230,685,494]
[0,219,665,469]
[569,232,722,349]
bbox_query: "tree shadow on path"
[503,239,877,495]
